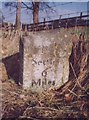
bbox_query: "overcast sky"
[0,1,88,24]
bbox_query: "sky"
[0,1,89,24]
[0,0,89,2]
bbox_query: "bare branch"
[22,2,33,10]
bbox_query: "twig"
[70,62,82,90]
[31,94,43,106]
[68,89,78,97]
[19,116,39,120]
[23,106,59,111]
[3,89,20,96]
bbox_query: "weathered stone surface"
[20,29,73,92]
[0,30,20,60]
[0,62,8,82]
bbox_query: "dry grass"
[1,27,89,119]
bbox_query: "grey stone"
[20,29,73,92]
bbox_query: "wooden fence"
[1,11,89,31]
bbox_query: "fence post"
[20,23,22,31]
[52,20,54,29]
[25,25,27,32]
[44,18,45,29]
[80,12,82,20]
[8,22,11,34]
[59,15,62,28]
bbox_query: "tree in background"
[4,1,55,28]
[32,2,40,25]
[4,1,22,30]
[22,1,55,25]
[15,0,22,30]
[22,1,40,26]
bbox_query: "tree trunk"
[33,2,40,25]
[15,0,21,30]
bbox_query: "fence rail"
[1,12,89,32]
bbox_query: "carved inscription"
[32,58,55,66]
[31,58,56,88]
[31,79,55,88]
